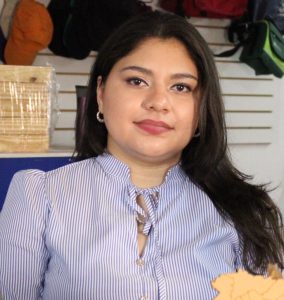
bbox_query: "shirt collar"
[96,152,187,186]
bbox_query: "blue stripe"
[0,153,243,299]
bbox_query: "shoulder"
[49,157,97,173]
[9,168,47,195]
[186,177,234,225]
[186,177,211,202]
[8,158,96,184]
[6,158,101,197]
[3,169,50,225]
[45,157,107,183]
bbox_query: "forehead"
[111,37,197,76]
[133,37,188,52]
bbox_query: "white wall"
[229,78,284,212]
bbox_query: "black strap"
[214,21,253,57]
[214,43,243,57]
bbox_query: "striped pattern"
[0,153,244,299]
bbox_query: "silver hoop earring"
[96,111,104,123]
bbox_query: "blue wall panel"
[0,157,70,210]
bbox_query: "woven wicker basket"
[0,65,55,152]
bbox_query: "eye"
[172,83,192,93]
[126,77,147,87]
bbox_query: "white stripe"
[0,153,243,299]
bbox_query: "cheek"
[101,92,123,117]
[102,96,134,130]
[177,103,199,131]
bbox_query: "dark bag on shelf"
[214,0,284,77]
[247,0,284,33]
[75,85,88,150]
[63,0,152,59]
[240,20,284,78]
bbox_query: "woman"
[1,11,283,300]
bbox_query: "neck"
[107,150,179,188]
[130,162,174,188]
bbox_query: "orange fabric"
[4,0,53,65]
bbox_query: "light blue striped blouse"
[0,153,244,300]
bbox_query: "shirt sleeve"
[0,170,50,300]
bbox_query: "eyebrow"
[119,65,198,81]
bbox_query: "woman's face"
[97,37,199,166]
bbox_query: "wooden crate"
[0,65,54,152]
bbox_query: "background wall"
[229,78,284,211]
[1,0,284,213]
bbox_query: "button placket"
[127,186,165,299]
[136,258,145,267]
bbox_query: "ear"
[96,76,104,113]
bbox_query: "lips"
[134,119,173,135]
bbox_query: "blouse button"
[136,258,145,266]
[139,297,149,300]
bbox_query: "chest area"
[45,194,239,296]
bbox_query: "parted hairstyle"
[75,11,284,274]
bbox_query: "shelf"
[0,146,74,158]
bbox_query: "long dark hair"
[75,11,284,274]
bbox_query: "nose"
[141,86,170,112]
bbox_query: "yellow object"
[0,65,57,152]
[212,266,284,300]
